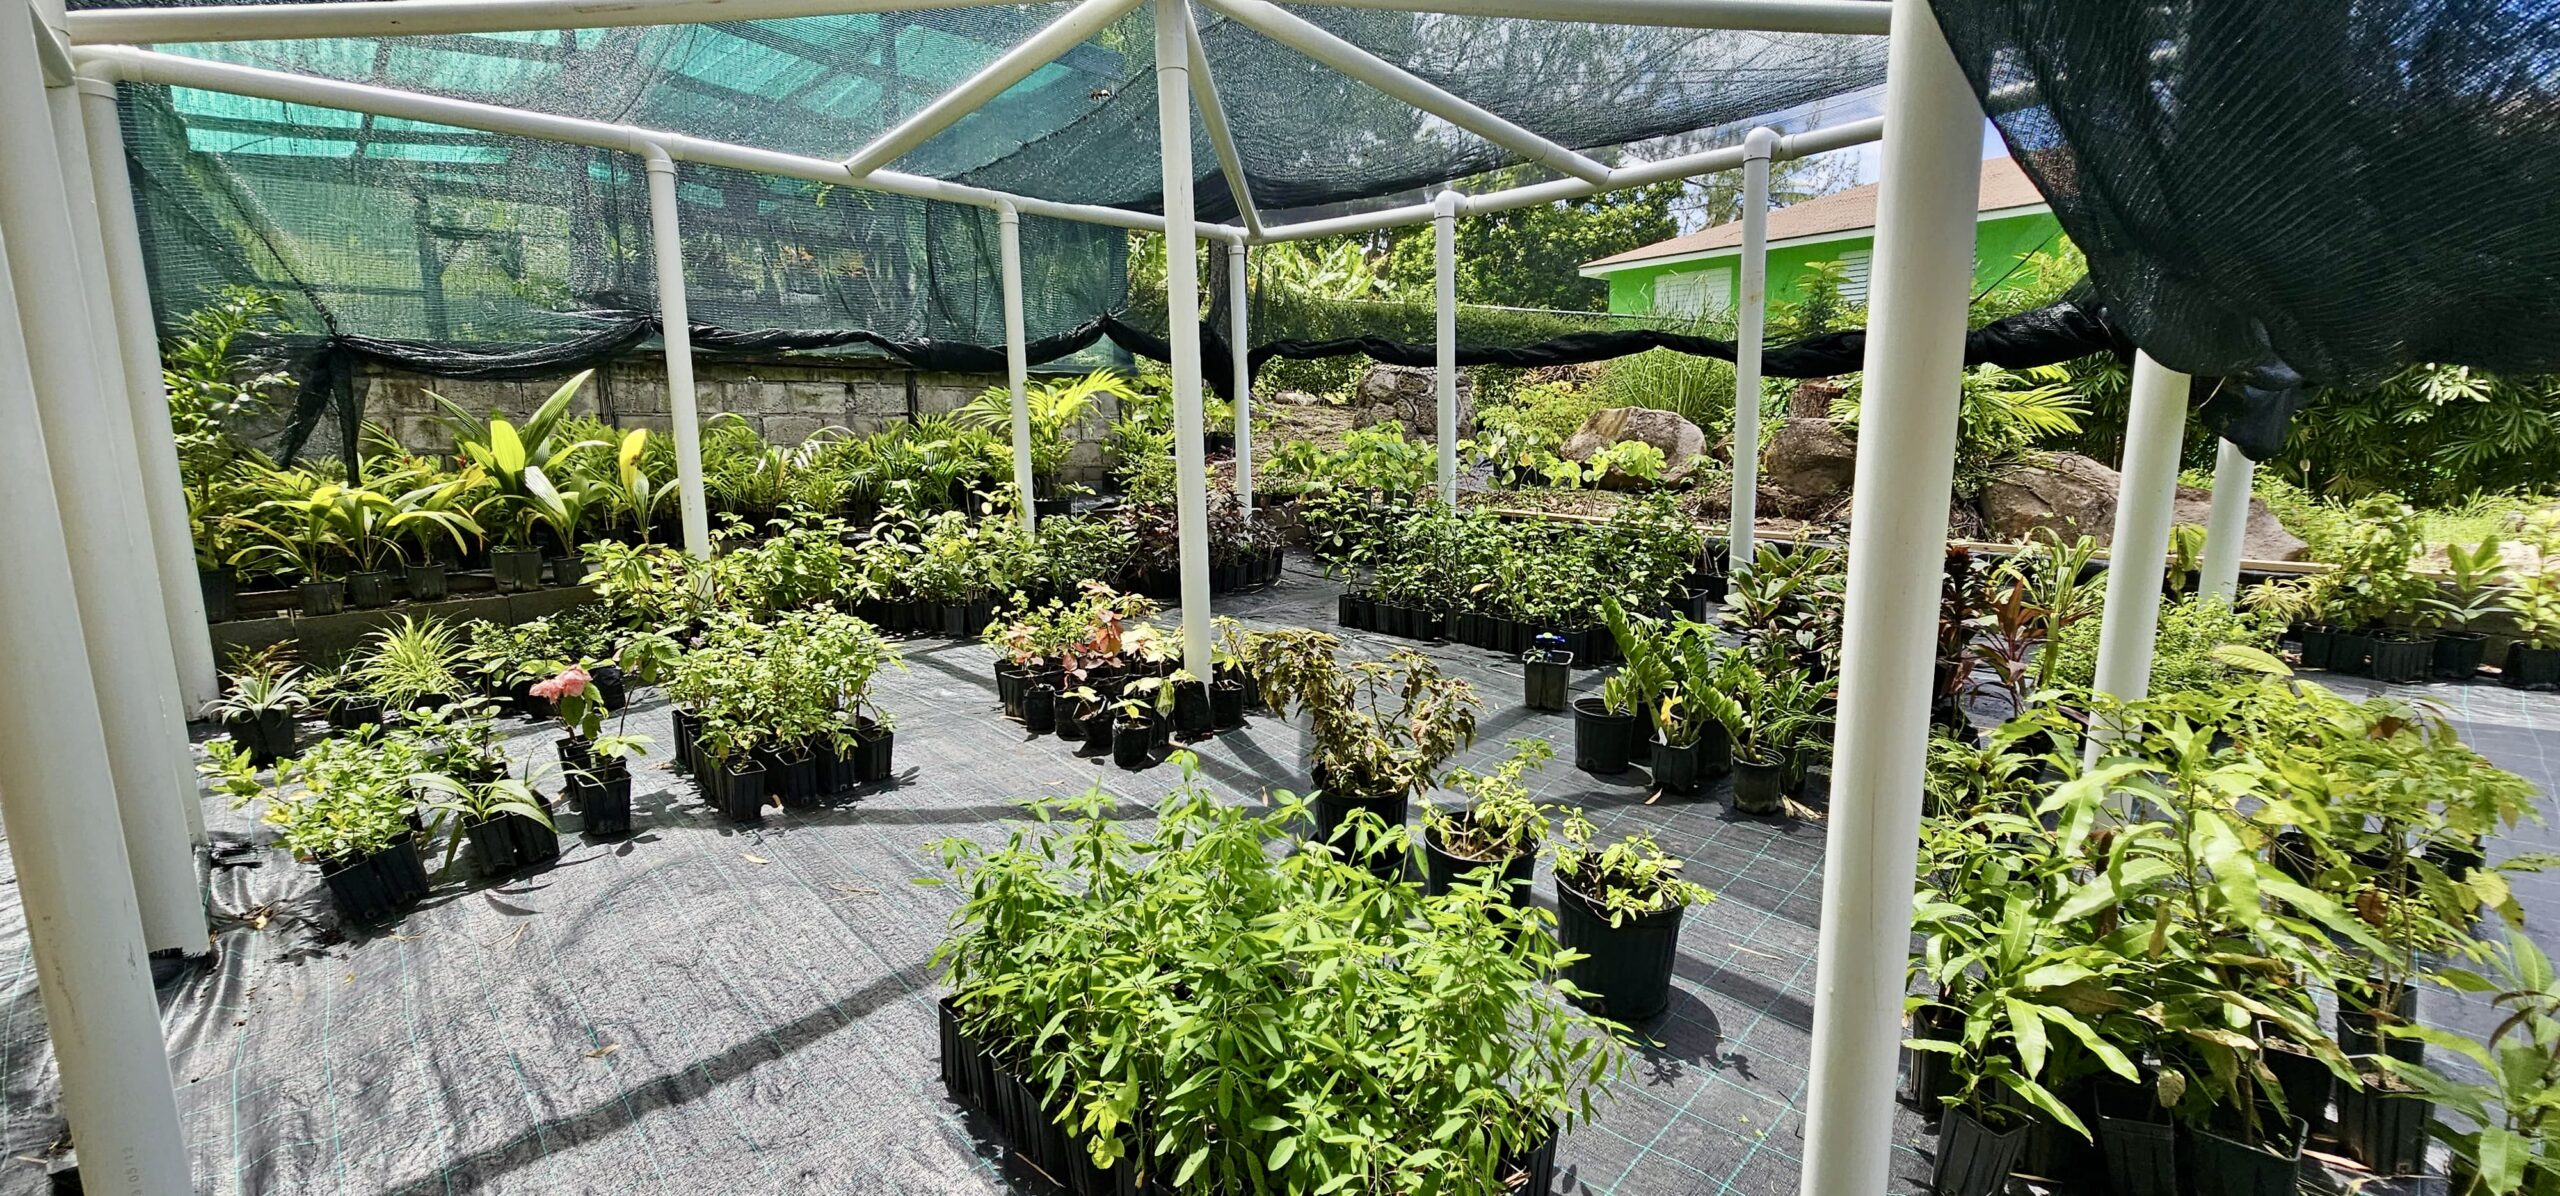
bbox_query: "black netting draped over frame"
[1926,1,2560,398]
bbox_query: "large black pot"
[1077,701,1115,753]
[2335,1076,2429,1176]
[1421,824,1534,905]
[1172,680,1214,738]
[2434,630,2489,680]
[299,580,346,617]
[1312,786,1407,880]
[2262,1039,2332,1140]
[464,800,561,877]
[1554,876,1685,1020]
[1730,748,1786,815]
[2510,643,2560,689]
[2330,629,2374,676]
[2094,1086,2177,1196]
[328,695,385,733]
[568,758,633,837]
[225,709,298,767]
[404,561,449,602]
[1571,697,1636,774]
[319,836,432,924]
[1022,683,1058,736]
[1651,726,1727,796]
[490,547,544,593]
[2366,631,2435,684]
[549,554,587,586]
[347,568,399,609]
[200,568,239,623]
[2181,1118,2304,1196]
[1210,679,1247,729]
[2295,625,2335,670]
[1931,1106,2029,1196]
[1112,719,1156,769]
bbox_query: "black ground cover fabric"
[0,568,2548,1192]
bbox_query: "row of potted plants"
[983,588,1258,768]
[928,763,1720,1194]
[1908,656,2548,1195]
[2282,497,2560,686]
[661,610,902,822]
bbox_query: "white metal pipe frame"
[2087,352,2192,717]
[2200,437,2256,602]
[1795,1,1984,1191]
[1726,126,1776,582]
[5,2,2250,1192]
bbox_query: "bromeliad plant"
[927,773,1625,1193]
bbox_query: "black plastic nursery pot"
[549,555,586,586]
[764,744,822,807]
[319,836,432,925]
[1904,1004,1962,1120]
[1554,878,1684,1021]
[2510,643,2560,689]
[2094,1088,2178,1196]
[1522,655,1571,712]
[2365,631,2435,684]
[2294,624,2335,670]
[1571,697,1636,774]
[1930,1106,2029,1196]
[1112,720,1156,769]
[718,757,768,822]
[995,661,1029,719]
[2431,834,2487,880]
[2338,981,2423,1065]
[1336,592,1369,630]
[404,561,448,601]
[1421,826,1535,905]
[2336,1073,2430,1176]
[226,709,297,767]
[853,721,895,784]
[2013,1085,2099,1187]
[2262,1038,2332,1140]
[1649,729,1726,796]
[670,706,698,776]
[2329,629,2374,676]
[2181,1117,2305,1196]
[298,580,346,617]
[591,665,627,712]
[347,568,399,609]
[1078,702,1115,753]
[2434,630,2489,680]
[1730,748,1787,816]
[490,547,544,593]
[1313,787,1408,880]
[1172,680,1214,738]
[1209,679,1247,729]
[568,759,633,837]
[200,568,238,622]
[1022,684,1058,736]
[328,695,385,733]
[464,801,561,877]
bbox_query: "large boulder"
[2170,485,2311,562]
[1759,417,1859,519]
[1560,407,1709,488]
[1978,452,2120,543]
[1350,364,1473,437]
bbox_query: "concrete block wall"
[361,352,1117,480]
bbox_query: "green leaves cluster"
[929,774,1627,1193]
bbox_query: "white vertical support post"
[1796,2,1982,1193]
[0,229,193,1196]
[1432,190,1459,506]
[0,19,205,956]
[2199,436,2254,602]
[997,202,1036,534]
[56,70,208,856]
[2089,351,2190,708]
[77,75,220,719]
[1156,0,1213,679]
[642,147,710,557]
[1228,239,1252,518]
[1726,127,1775,581]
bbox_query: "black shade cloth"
[1928,0,2560,403]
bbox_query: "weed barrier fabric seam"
[0,569,2544,1191]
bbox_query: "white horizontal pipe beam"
[1186,9,1263,239]
[78,47,1249,240]
[1293,0,1889,34]
[66,0,997,46]
[1252,114,1884,243]
[1204,0,1615,185]
[843,0,1141,178]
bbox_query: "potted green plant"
[225,489,350,616]
[1550,812,1713,1020]
[350,615,472,713]
[2506,570,2560,689]
[433,372,601,592]
[1711,654,1836,816]
[420,772,560,877]
[2383,929,2560,1196]
[1241,630,1477,870]
[2422,539,2511,680]
[1418,738,1554,904]
[244,727,432,924]
[205,646,308,766]
[1208,617,1251,729]
[1109,675,1171,769]
[1650,625,1731,797]
[532,664,652,837]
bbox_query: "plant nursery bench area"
[0,557,2546,1196]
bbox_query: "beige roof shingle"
[1582,156,2047,272]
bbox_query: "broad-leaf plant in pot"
[1549,810,1714,1023]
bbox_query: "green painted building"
[1580,156,2062,319]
